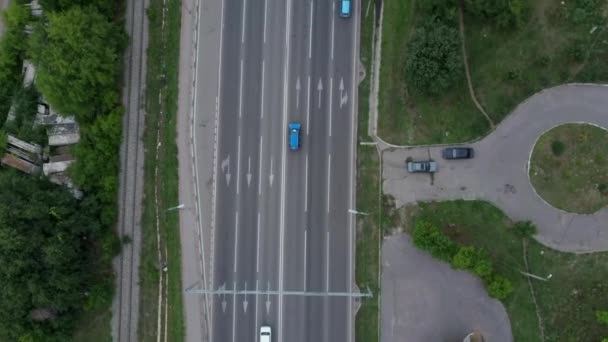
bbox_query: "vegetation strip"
[138,0,184,340]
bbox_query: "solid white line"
[306,76,311,135]
[239,59,244,118]
[236,135,241,194]
[263,0,268,43]
[329,77,333,137]
[304,154,308,212]
[256,212,261,273]
[327,153,331,213]
[303,229,307,290]
[231,281,237,342]
[308,1,313,59]
[260,60,265,119]
[325,231,330,291]
[278,0,293,338]
[241,0,247,43]
[258,136,263,195]
[234,211,239,273]
[254,279,260,342]
[331,1,335,60]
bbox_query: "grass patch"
[406,200,608,341]
[529,123,608,214]
[72,309,112,342]
[138,0,184,340]
[378,0,608,145]
[354,1,382,341]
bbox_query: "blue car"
[288,122,301,151]
[339,0,352,18]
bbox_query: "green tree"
[412,220,458,261]
[452,246,477,269]
[0,171,101,340]
[39,0,117,19]
[472,258,493,282]
[597,310,608,325]
[28,6,126,122]
[513,220,537,238]
[404,22,463,96]
[487,275,513,299]
[70,106,122,225]
[464,0,528,28]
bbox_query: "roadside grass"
[405,200,608,341]
[354,0,382,341]
[138,0,184,341]
[72,308,112,342]
[377,0,485,145]
[378,0,608,145]
[529,123,608,214]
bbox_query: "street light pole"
[348,209,369,216]
[167,204,185,211]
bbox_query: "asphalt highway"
[208,0,359,341]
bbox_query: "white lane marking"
[246,156,252,187]
[327,153,331,213]
[263,0,268,43]
[304,154,309,212]
[331,1,336,60]
[308,1,313,59]
[234,211,239,273]
[256,212,261,273]
[269,157,274,187]
[260,60,265,119]
[296,76,301,109]
[231,281,237,342]
[254,279,260,342]
[339,77,349,108]
[306,76,311,135]
[348,2,360,341]
[236,135,241,194]
[258,136,263,195]
[329,77,333,137]
[303,229,307,290]
[325,231,330,291]
[278,0,293,338]
[241,0,247,43]
[239,59,244,118]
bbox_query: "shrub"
[472,258,494,282]
[487,275,513,299]
[597,310,608,325]
[452,246,477,269]
[551,140,566,156]
[513,220,537,238]
[412,220,458,261]
[404,22,463,96]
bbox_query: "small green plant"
[412,220,458,262]
[513,221,537,238]
[597,310,608,325]
[551,140,566,156]
[487,275,513,300]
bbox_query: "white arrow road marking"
[339,77,348,109]
[296,76,301,109]
[265,282,271,315]
[246,156,252,187]
[243,282,249,313]
[317,78,323,108]
[269,157,274,187]
[221,155,231,186]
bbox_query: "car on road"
[288,121,301,151]
[339,0,352,18]
[406,160,437,173]
[260,326,272,342]
[442,147,474,160]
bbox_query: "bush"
[84,279,114,311]
[472,257,494,282]
[465,0,529,28]
[412,220,458,261]
[513,220,537,238]
[551,140,566,156]
[487,275,513,299]
[404,22,463,96]
[452,246,477,269]
[597,310,608,325]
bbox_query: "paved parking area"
[383,84,608,253]
[381,234,513,342]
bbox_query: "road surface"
[182,0,360,341]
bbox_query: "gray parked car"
[442,147,474,159]
[406,160,437,173]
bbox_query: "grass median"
[138,0,184,340]
[406,200,608,341]
[354,1,382,341]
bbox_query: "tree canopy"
[28,6,126,122]
[0,171,101,341]
[404,22,463,96]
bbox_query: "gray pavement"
[381,234,512,342]
[383,84,608,253]
[179,0,360,341]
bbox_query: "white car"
[260,326,272,342]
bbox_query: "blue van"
[288,122,301,151]
[340,0,352,18]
